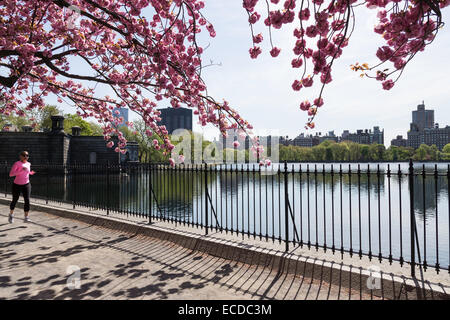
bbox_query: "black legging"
[10,183,31,212]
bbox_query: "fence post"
[204,162,209,236]
[284,161,289,252]
[73,162,76,210]
[148,162,152,225]
[4,161,7,198]
[408,158,416,278]
[106,161,110,215]
[46,161,49,204]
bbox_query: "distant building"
[411,102,434,131]
[281,127,385,148]
[391,135,408,147]
[292,133,320,147]
[407,102,450,150]
[317,131,339,144]
[158,107,192,134]
[408,125,450,150]
[372,126,384,144]
[293,133,314,147]
[279,136,291,146]
[112,107,129,127]
[340,126,384,145]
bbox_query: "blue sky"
[190,2,450,146]
[50,2,450,146]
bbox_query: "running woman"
[8,151,35,223]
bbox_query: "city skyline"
[131,101,448,150]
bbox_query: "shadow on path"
[0,208,448,300]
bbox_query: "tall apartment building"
[407,102,450,150]
[391,135,408,147]
[411,102,434,131]
[157,107,193,134]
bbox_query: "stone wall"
[0,132,52,165]
[48,133,70,165]
[0,132,73,166]
[69,136,120,164]
[0,131,139,165]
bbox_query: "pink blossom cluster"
[242,0,447,128]
[370,3,444,90]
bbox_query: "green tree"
[429,145,439,161]
[360,145,370,161]
[88,122,104,136]
[443,143,450,154]
[398,146,414,160]
[347,142,361,161]
[385,146,399,161]
[413,144,433,161]
[0,112,31,130]
[64,114,96,136]
[32,105,61,131]
[118,125,138,142]
[311,146,326,161]
[331,143,349,161]
[368,144,386,161]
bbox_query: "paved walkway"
[0,204,384,300]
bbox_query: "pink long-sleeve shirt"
[9,161,33,185]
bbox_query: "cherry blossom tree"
[0,0,256,161]
[0,0,448,163]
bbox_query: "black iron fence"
[1,160,449,276]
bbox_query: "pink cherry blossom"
[302,77,313,87]
[249,12,261,24]
[270,47,281,57]
[249,46,262,59]
[382,79,395,90]
[300,101,311,111]
[253,34,264,43]
[292,80,302,91]
[314,97,324,107]
[291,58,303,68]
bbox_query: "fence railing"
[1,160,449,276]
